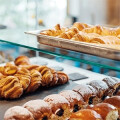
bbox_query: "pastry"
[59,90,85,112]
[70,109,103,120]
[14,55,30,66]
[88,103,119,120]
[73,84,98,105]
[0,76,23,99]
[26,69,42,93]
[4,106,34,120]
[88,80,109,101]
[23,99,52,120]
[44,94,71,120]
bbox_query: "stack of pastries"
[40,22,120,45]
[4,77,120,120]
[0,56,69,99]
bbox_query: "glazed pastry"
[15,68,31,90]
[0,66,4,74]
[23,99,52,120]
[0,76,23,99]
[44,94,71,120]
[57,71,69,85]
[20,65,39,71]
[37,66,53,86]
[70,109,103,120]
[14,55,30,66]
[4,106,34,120]
[88,80,109,101]
[103,96,120,119]
[88,103,119,120]
[26,69,42,93]
[59,90,85,112]
[73,84,98,105]
[102,77,120,96]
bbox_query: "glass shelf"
[0,28,120,72]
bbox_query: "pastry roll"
[102,77,120,96]
[88,103,119,120]
[59,90,85,112]
[70,109,102,120]
[0,76,23,99]
[73,84,98,105]
[44,94,71,120]
[14,55,30,66]
[88,80,109,101]
[4,106,34,120]
[26,69,42,93]
[23,100,52,120]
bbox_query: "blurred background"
[0,0,120,77]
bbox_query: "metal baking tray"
[0,81,77,120]
[25,31,120,60]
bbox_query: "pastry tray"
[0,81,77,119]
[25,31,120,61]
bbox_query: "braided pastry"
[0,76,23,99]
[26,69,42,93]
[14,55,30,66]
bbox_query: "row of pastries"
[4,77,120,120]
[40,22,120,45]
[0,56,69,99]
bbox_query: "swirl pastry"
[73,84,98,105]
[60,90,85,112]
[26,69,42,93]
[4,106,35,120]
[88,80,109,102]
[15,68,31,91]
[70,109,103,120]
[14,55,30,66]
[23,100,52,120]
[0,76,23,99]
[44,94,71,120]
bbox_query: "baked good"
[26,69,42,93]
[88,103,119,120]
[103,96,120,119]
[20,65,39,71]
[4,106,34,120]
[44,94,71,120]
[14,55,30,66]
[88,80,109,101]
[102,77,120,96]
[70,109,103,120]
[60,90,85,112]
[73,84,98,105]
[0,76,23,99]
[23,99,52,120]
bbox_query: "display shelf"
[0,28,120,71]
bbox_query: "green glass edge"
[0,39,120,71]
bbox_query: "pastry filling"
[73,104,79,112]
[42,116,48,120]
[89,97,94,105]
[56,108,64,116]
[113,86,120,95]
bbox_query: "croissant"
[14,56,30,66]
[15,68,31,91]
[26,69,42,93]
[0,76,23,99]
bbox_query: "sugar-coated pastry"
[26,69,42,93]
[44,94,71,120]
[14,55,30,66]
[0,76,23,99]
[88,80,109,101]
[60,90,85,112]
[70,109,103,120]
[4,106,34,120]
[23,99,52,120]
[73,84,98,105]
[88,103,119,120]
[103,96,120,119]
